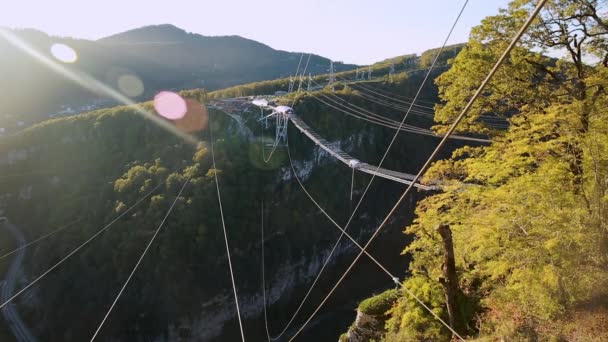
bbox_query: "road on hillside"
[1,220,37,342]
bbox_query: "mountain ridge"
[0,24,356,132]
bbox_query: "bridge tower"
[288,75,295,93]
[389,61,395,78]
[307,73,312,92]
[328,61,336,90]
[275,111,289,144]
[368,65,372,80]
[298,73,305,92]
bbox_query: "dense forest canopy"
[2,1,608,340]
[376,0,608,341]
[0,63,451,340]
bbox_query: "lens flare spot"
[154,91,187,120]
[117,74,144,97]
[50,43,78,63]
[174,99,209,133]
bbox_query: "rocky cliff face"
[342,309,387,342]
[0,99,417,341]
[166,239,355,341]
[340,289,399,342]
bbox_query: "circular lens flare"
[154,91,187,120]
[117,74,144,97]
[50,43,78,63]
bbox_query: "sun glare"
[50,43,78,63]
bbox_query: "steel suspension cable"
[286,136,464,340]
[299,54,312,88]
[209,113,247,342]
[346,79,437,109]
[340,75,511,124]
[0,218,83,261]
[257,55,316,341]
[90,176,192,341]
[349,84,510,126]
[286,1,548,339]
[310,85,436,127]
[349,76,506,126]
[307,85,491,143]
[351,81,438,106]
[260,201,272,342]
[346,88,510,131]
[309,92,437,134]
[263,53,307,163]
[0,180,166,311]
[262,1,471,338]
[312,79,436,118]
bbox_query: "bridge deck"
[289,115,433,190]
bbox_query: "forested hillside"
[0,24,356,132]
[206,44,464,100]
[0,61,463,340]
[4,1,607,339]
[342,1,608,341]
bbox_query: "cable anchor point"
[392,276,400,288]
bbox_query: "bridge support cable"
[261,7,471,335]
[307,85,491,143]
[288,116,432,189]
[90,176,192,341]
[341,76,439,107]
[256,125,371,340]
[316,79,436,118]
[0,180,166,311]
[263,53,311,164]
[343,80,437,111]
[309,91,434,132]
[285,1,548,340]
[209,114,247,342]
[263,130,284,163]
[336,75,511,127]
[310,90,435,130]
[345,84,510,127]
[311,79,437,121]
[344,78,514,125]
[254,141,358,341]
[0,218,83,261]
[286,137,465,340]
[298,54,312,92]
[260,201,273,342]
[350,168,355,205]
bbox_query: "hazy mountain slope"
[0,24,356,131]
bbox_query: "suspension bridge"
[0,1,549,340]
[289,113,435,190]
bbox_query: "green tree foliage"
[386,1,608,340]
[419,44,465,69]
[0,75,432,340]
[359,289,399,316]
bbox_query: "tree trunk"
[437,224,463,337]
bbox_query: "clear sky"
[1,0,510,64]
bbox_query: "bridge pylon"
[328,61,336,90]
[307,73,312,91]
[288,75,295,93]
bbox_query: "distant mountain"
[97,24,194,43]
[0,24,357,131]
